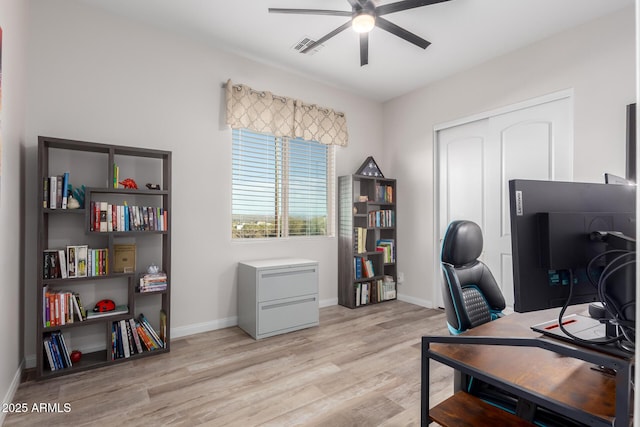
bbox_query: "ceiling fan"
[268,0,452,66]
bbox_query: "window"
[232,129,335,239]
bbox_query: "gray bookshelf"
[36,136,171,379]
[338,175,397,308]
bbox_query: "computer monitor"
[509,179,636,316]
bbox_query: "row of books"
[354,227,368,254]
[90,201,168,232]
[43,331,72,371]
[43,173,70,209]
[374,184,394,203]
[368,209,395,228]
[111,313,165,359]
[354,256,375,279]
[355,276,396,306]
[43,246,108,279]
[43,288,86,327]
[138,272,168,293]
[375,239,396,263]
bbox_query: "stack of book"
[375,184,393,203]
[43,246,109,279]
[368,209,395,228]
[111,313,165,359]
[43,331,72,371]
[90,201,168,232]
[43,288,85,327]
[376,239,396,263]
[138,272,168,293]
[43,172,71,209]
[354,257,375,279]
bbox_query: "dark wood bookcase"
[36,136,171,379]
[338,175,397,308]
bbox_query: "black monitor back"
[509,179,636,313]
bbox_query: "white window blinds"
[232,129,335,239]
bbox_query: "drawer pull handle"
[261,268,316,279]
[262,297,316,310]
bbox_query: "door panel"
[446,137,484,227]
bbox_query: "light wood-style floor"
[5,301,454,426]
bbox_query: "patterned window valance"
[225,79,348,146]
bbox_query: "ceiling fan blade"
[375,17,431,49]
[376,0,451,16]
[360,33,369,66]
[346,0,361,9]
[268,8,352,17]
[301,21,353,54]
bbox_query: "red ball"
[70,350,82,363]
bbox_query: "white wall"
[383,7,636,307]
[23,0,384,361]
[0,0,29,419]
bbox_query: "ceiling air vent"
[291,36,323,55]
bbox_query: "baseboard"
[397,293,433,308]
[1,360,25,425]
[171,316,238,339]
[319,298,337,308]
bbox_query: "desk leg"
[421,337,430,426]
[615,361,631,427]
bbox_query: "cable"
[597,258,636,322]
[558,269,622,345]
[586,249,632,288]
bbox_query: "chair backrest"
[440,220,506,334]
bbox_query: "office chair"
[441,220,506,334]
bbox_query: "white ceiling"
[77,0,634,102]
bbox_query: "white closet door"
[436,95,573,308]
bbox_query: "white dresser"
[237,258,319,339]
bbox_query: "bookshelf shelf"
[338,175,397,308]
[36,136,171,379]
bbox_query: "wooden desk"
[421,306,634,426]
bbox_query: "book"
[54,331,72,367]
[107,204,113,232]
[58,249,68,279]
[70,293,84,322]
[73,292,86,320]
[61,172,69,209]
[99,202,108,232]
[113,244,136,273]
[43,338,56,371]
[135,322,156,351]
[86,304,129,319]
[115,321,124,358]
[67,246,77,278]
[139,313,163,348]
[43,177,49,208]
[159,310,167,343]
[125,321,136,355]
[128,318,144,354]
[76,245,88,277]
[120,319,131,358]
[49,333,65,369]
[49,176,57,209]
[56,175,63,209]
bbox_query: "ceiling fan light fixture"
[352,12,375,33]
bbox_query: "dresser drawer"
[258,265,318,302]
[258,294,319,336]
